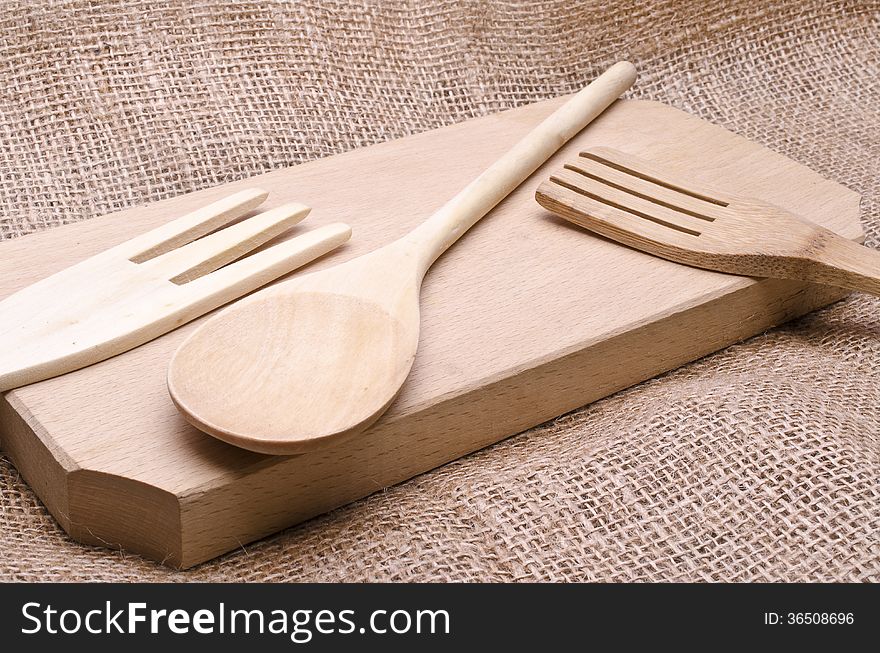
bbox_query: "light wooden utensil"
[167,61,637,454]
[536,146,880,294]
[0,190,351,391]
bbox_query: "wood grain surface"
[0,98,862,568]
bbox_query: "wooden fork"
[0,189,351,391]
[536,146,879,295]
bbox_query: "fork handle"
[806,230,880,296]
[404,61,637,272]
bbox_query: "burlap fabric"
[1,0,878,581]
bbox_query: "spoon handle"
[406,61,637,271]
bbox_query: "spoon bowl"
[168,247,422,453]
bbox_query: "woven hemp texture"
[0,0,877,580]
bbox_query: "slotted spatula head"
[0,190,351,391]
[536,146,880,294]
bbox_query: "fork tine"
[550,168,710,235]
[150,202,312,284]
[179,222,352,298]
[125,188,269,263]
[536,178,698,249]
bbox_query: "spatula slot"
[127,189,270,264]
[579,152,729,208]
[548,176,702,236]
[563,163,717,223]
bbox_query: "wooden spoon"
[167,61,637,454]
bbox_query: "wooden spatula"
[167,62,638,455]
[536,146,880,295]
[0,190,351,391]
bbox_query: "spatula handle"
[406,61,637,271]
[808,231,880,296]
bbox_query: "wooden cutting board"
[0,98,862,568]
